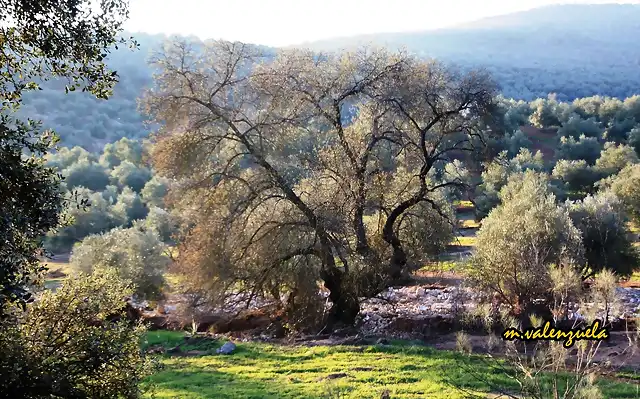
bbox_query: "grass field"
[142,331,639,399]
[450,236,476,247]
[42,258,72,290]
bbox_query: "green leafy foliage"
[469,171,583,315]
[566,192,640,278]
[0,0,134,314]
[0,117,64,313]
[607,164,640,224]
[69,226,169,300]
[0,269,154,398]
[594,142,639,176]
[551,159,600,197]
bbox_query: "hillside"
[296,4,640,100]
[17,4,640,150]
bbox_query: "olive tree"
[551,159,600,197]
[144,40,499,326]
[62,159,110,191]
[555,134,602,165]
[469,171,583,320]
[140,175,171,208]
[566,192,640,279]
[70,226,169,300]
[110,160,153,193]
[595,142,639,176]
[608,164,640,224]
[628,127,640,156]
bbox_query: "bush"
[566,192,640,279]
[110,161,152,193]
[551,159,600,196]
[608,164,640,224]
[594,142,639,176]
[70,227,169,300]
[0,269,154,398]
[469,171,583,319]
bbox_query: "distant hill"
[295,4,640,101]
[16,4,640,150]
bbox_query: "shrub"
[566,192,640,279]
[0,269,154,398]
[608,164,640,224]
[70,227,169,300]
[469,171,583,319]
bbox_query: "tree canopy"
[0,0,133,315]
[144,40,499,326]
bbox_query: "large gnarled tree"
[145,40,499,327]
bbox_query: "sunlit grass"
[459,219,481,229]
[142,331,640,399]
[454,200,474,211]
[418,260,464,274]
[450,236,476,247]
[41,258,72,290]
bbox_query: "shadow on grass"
[142,332,640,399]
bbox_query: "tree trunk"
[321,268,360,326]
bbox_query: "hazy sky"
[124,0,637,47]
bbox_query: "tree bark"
[321,268,360,326]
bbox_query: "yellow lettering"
[502,329,520,340]
[542,322,551,339]
[501,320,609,346]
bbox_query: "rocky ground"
[138,269,640,339]
[356,278,640,337]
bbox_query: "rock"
[216,341,236,355]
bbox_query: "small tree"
[566,192,640,279]
[70,227,169,300]
[552,159,600,197]
[607,164,640,225]
[594,142,639,176]
[0,269,154,398]
[469,171,583,320]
